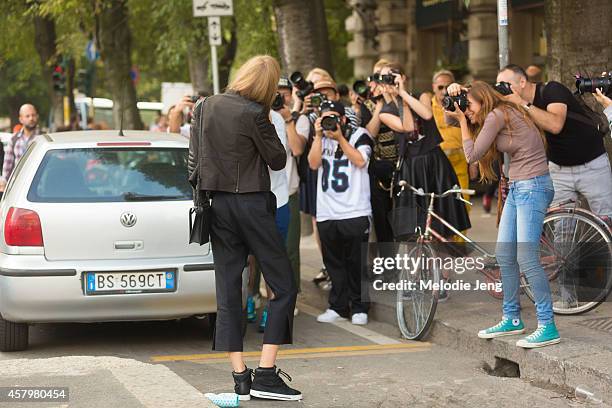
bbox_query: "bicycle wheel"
[396,240,440,340]
[522,209,612,315]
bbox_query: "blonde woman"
[189,55,301,400]
[445,81,559,348]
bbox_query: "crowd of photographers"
[177,60,612,342]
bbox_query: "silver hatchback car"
[0,130,243,351]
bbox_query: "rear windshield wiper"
[123,192,186,201]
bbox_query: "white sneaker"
[351,313,368,325]
[316,309,345,323]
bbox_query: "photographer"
[307,100,372,325]
[445,80,559,349]
[430,70,474,213]
[169,94,205,137]
[379,63,470,242]
[594,88,612,124]
[496,65,612,220]
[295,76,360,288]
[359,59,398,246]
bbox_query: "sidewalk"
[298,196,612,403]
[0,356,215,408]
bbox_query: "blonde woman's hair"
[306,67,333,82]
[227,55,280,109]
[373,58,391,73]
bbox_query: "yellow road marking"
[191,347,430,364]
[151,343,431,363]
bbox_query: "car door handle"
[114,241,143,250]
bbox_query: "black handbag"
[189,190,212,245]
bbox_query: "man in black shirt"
[497,64,612,219]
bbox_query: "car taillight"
[4,207,44,247]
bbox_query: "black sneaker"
[232,367,253,401]
[250,366,302,401]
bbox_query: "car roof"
[40,130,188,146]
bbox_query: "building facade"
[346,0,546,90]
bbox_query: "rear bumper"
[0,264,219,323]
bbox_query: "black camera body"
[442,91,469,112]
[290,71,315,100]
[321,115,340,131]
[494,81,513,96]
[309,92,327,108]
[576,72,612,95]
[353,80,370,99]
[271,92,284,110]
[368,73,395,85]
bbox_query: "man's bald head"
[19,104,39,131]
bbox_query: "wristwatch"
[523,102,532,111]
[290,111,300,122]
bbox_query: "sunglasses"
[437,85,448,91]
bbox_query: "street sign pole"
[193,0,233,95]
[211,41,220,95]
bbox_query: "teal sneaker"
[247,296,256,323]
[516,322,560,348]
[258,308,268,333]
[478,317,525,339]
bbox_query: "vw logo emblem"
[120,212,137,228]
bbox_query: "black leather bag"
[189,190,212,245]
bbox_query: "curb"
[300,276,612,403]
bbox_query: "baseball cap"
[320,100,345,117]
[278,76,291,89]
[314,79,338,92]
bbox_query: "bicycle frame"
[419,191,496,260]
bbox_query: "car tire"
[0,314,28,352]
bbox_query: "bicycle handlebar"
[397,180,475,199]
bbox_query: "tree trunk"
[273,0,333,75]
[33,14,63,131]
[187,49,211,96]
[218,17,238,90]
[545,0,612,160]
[94,0,143,130]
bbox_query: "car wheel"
[0,314,28,352]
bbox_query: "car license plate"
[85,271,176,295]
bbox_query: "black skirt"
[390,146,471,239]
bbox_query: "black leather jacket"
[188,92,286,196]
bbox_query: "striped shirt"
[1,128,39,183]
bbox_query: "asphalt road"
[0,299,584,407]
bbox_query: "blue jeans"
[496,173,555,325]
[275,203,290,244]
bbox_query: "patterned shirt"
[1,128,39,183]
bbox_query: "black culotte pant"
[210,191,297,351]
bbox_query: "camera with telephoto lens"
[352,80,370,99]
[494,81,513,96]
[442,91,469,112]
[271,92,284,110]
[321,115,340,132]
[309,92,327,108]
[575,72,612,95]
[290,71,315,100]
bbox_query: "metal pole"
[497,0,511,175]
[211,45,220,95]
[497,0,509,69]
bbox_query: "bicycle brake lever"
[456,195,473,206]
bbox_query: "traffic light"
[52,64,66,93]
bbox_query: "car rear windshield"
[28,147,192,202]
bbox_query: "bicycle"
[394,180,612,340]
